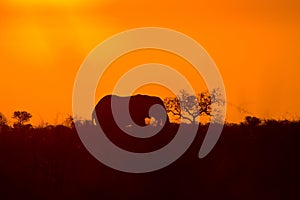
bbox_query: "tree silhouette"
[244,116,261,126]
[64,114,75,128]
[0,112,7,127]
[164,89,222,124]
[12,111,32,128]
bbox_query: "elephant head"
[92,94,170,132]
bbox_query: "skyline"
[1,0,300,125]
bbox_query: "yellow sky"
[1,0,300,125]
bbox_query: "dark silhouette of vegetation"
[63,114,75,128]
[12,111,32,128]
[164,89,223,124]
[243,116,262,126]
[0,112,7,126]
[0,106,299,199]
[0,112,8,132]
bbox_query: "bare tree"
[164,89,223,124]
[163,97,181,122]
[12,111,32,128]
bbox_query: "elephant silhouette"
[92,94,170,133]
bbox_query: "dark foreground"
[0,121,299,200]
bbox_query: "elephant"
[92,94,170,133]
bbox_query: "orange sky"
[1,0,300,125]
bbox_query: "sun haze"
[1,0,300,125]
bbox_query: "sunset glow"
[1,0,300,125]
